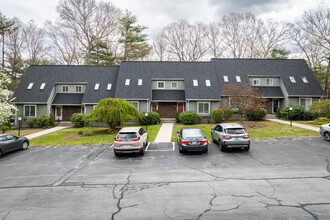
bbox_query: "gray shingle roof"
[254,87,284,98]
[212,59,325,97]
[115,61,221,100]
[52,93,84,105]
[152,90,185,101]
[12,65,119,104]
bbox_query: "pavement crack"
[248,154,269,166]
[163,204,175,220]
[326,157,330,174]
[2,211,10,220]
[197,182,218,220]
[176,158,220,180]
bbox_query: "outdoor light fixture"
[18,117,22,137]
[145,113,148,131]
[289,107,293,126]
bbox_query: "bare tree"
[207,22,226,58]
[152,30,169,61]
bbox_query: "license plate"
[235,138,241,141]
[192,142,197,145]
[124,145,130,148]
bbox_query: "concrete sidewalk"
[154,123,174,142]
[25,126,67,139]
[268,119,319,132]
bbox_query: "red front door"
[178,103,184,113]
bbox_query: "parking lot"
[0,137,330,219]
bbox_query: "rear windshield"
[117,132,137,139]
[225,128,246,134]
[182,129,203,138]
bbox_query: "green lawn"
[6,128,44,137]
[171,121,319,142]
[30,124,161,146]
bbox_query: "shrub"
[26,117,36,128]
[246,108,267,121]
[303,111,318,120]
[211,108,223,123]
[198,115,203,123]
[223,107,234,122]
[179,111,198,125]
[36,115,51,128]
[1,126,9,134]
[3,120,11,130]
[280,105,305,120]
[108,128,116,134]
[70,113,86,127]
[78,131,83,135]
[175,111,180,123]
[313,117,330,125]
[156,110,161,118]
[83,126,93,136]
[276,107,281,119]
[139,112,160,125]
[49,113,55,127]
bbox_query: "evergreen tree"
[0,12,17,68]
[268,47,290,59]
[89,40,116,65]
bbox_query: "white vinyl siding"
[24,105,36,117]
[40,83,46,90]
[197,102,210,114]
[27,83,34,90]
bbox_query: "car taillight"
[114,137,122,142]
[132,133,141,141]
[243,134,249,138]
[222,135,231,139]
[200,140,208,144]
[181,140,190,144]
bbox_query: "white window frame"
[266,78,273,86]
[223,76,229,82]
[171,82,178,89]
[27,83,34,90]
[138,79,143,86]
[157,81,165,89]
[76,85,82,92]
[197,102,210,115]
[205,80,211,87]
[252,78,260,86]
[193,79,198,87]
[23,105,37,117]
[39,83,46,90]
[81,106,85,113]
[107,84,112,90]
[129,101,139,110]
[62,85,69,92]
[125,79,130,86]
[235,76,241,83]
[301,76,308,83]
[289,76,296,83]
[94,83,100,90]
[299,98,312,110]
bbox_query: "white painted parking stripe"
[172,142,175,151]
[145,143,151,151]
[109,144,113,148]
[147,150,174,152]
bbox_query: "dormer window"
[138,79,143,86]
[94,83,100,90]
[223,76,229,82]
[62,85,69,92]
[252,79,260,86]
[40,83,46,90]
[125,79,130,86]
[267,78,273,86]
[107,84,112,90]
[76,85,82,92]
[27,83,34,90]
[171,82,178,89]
[236,76,241,83]
[193,80,198,87]
[289,76,296,83]
[157,81,165,89]
[301,77,308,83]
[205,80,211,87]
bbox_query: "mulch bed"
[63,128,120,140]
[234,121,267,130]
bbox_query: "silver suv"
[211,123,250,151]
[320,123,330,141]
[113,127,148,156]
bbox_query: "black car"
[176,127,208,153]
[0,134,29,157]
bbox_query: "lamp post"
[289,107,293,126]
[18,117,22,137]
[145,113,148,132]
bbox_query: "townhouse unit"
[12,59,325,123]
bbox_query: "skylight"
[193,80,198,86]
[107,84,112,90]
[138,79,143,86]
[301,77,308,83]
[289,76,296,83]
[40,83,46,90]
[205,80,211,87]
[125,79,130,86]
[223,76,229,82]
[94,83,100,90]
[236,76,241,83]
[27,83,34,90]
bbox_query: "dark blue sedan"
[176,127,208,153]
[0,134,29,157]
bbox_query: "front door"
[272,99,279,113]
[55,106,62,121]
[158,102,177,118]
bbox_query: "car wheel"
[220,141,227,152]
[324,132,330,141]
[0,150,2,157]
[179,147,183,153]
[140,148,145,155]
[21,141,29,150]
[205,148,208,153]
[114,152,120,157]
[244,144,250,151]
[211,134,215,143]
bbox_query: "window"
[125,79,130,86]
[138,79,143,86]
[171,82,178,89]
[27,83,34,90]
[129,101,139,110]
[193,80,198,87]
[299,98,312,110]
[266,78,273,86]
[94,83,99,90]
[205,80,211,87]
[236,76,241,83]
[289,76,296,83]
[157,81,165,89]
[223,76,229,82]
[76,86,82,92]
[62,85,69,92]
[24,105,36,117]
[40,83,46,90]
[198,102,210,114]
[107,84,112,90]
[81,106,85,113]
[301,77,308,83]
[252,79,260,86]
[6,134,16,140]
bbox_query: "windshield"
[117,132,137,139]
[225,128,246,134]
[182,129,203,138]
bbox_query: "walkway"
[154,123,174,142]
[268,119,319,132]
[25,126,67,139]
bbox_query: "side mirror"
[211,128,214,131]
[176,131,179,134]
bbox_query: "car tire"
[211,134,215,143]
[114,152,120,157]
[179,147,183,153]
[21,141,29,150]
[324,132,330,141]
[244,144,250,151]
[220,141,227,152]
[0,150,2,157]
[205,148,208,153]
[140,148,144,155]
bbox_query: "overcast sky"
[1,0,329,35]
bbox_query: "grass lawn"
[6,128,44,137]
[171,121,319,142]
[30,124,161,146]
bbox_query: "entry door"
[272,100,279,113]
[55,106,62,121]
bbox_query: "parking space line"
[145,143,151,151]
[172,142,175,151]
